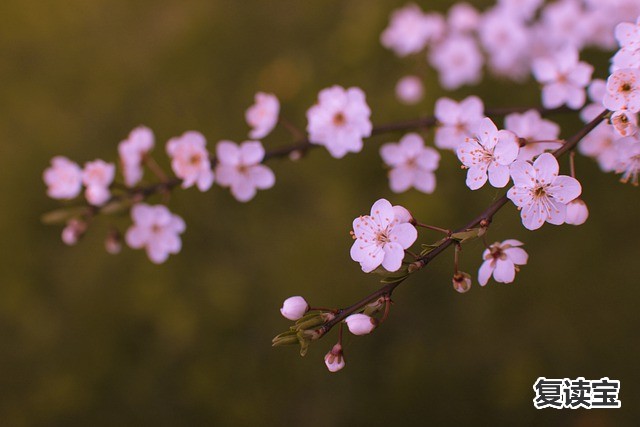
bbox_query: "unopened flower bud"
[565,199,589,225]
[324,343,345,373]
[395,75,424,105]
[452,272,472,293]
[61,218,87,246]
[105,229,122,254]
[344,313,377,336]
[280,296,309,321]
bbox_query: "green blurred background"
[0,0,638,425]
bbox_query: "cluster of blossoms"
[383,0,640,98]
[43,93,283,262]
[42,1,640,373]
[580,15,640,185]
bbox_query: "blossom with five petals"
[350,199,417,273]
[507,153,582,230]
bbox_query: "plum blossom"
[578,124,620,172]
[603,68,640,113]
[43,156,83,199]
[215,140,275,202]
[395,76,424,105]
[478,8,530,80]
[429,35,483,90]
[565,199,589,225]
[456,117,519,190]
[324,344,345,373]
[381,4,444,56]
[344,313,377,335]
[82,159,115,206]
[615,134,640,185]
[532,46,593,109]
[379,133,440,194]
[280,296,309,321]
[306,86,372,159]
[611,110,638,137]
[350,199,417,273]
[504,110,561,161]
[507,153,582,230]
[478,240,528,286]
[118,126,154,187]
[245,92,279,139]
[125,203,185,264]
[497,0,543,22]
[615,16,640,53]
[434,96,484,151]
[447,3,480,34]
[166,131,214,191]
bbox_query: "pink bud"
[61,219,87,246]
[344,313,377,335]
[452,272,472,293]
[324,343,345,373]
[395,75,424,105]
[565,199,589,225]
[280,296,309,321]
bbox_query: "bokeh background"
[0,0,638,425]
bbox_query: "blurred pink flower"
[125,203,185,264]
[43,156,83,200]
[166,131,214,191]
[246,92,279,139]
[215,140,275,202]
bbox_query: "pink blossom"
[615,16,640,52]
[532,46,593,109]
[456,117,520,190]
[245,92,279,139]
[611,48,640,72]
[578,124,620,172]
[478,240,528,286]
[615,134,640,185]
[447,3,480,33]
[395,76,424,105]
[603,68,640,113]
[118,126,154,187]
[434,96,484,151]
[43,156,83,200]
[280,296,309,321]
[166,131,214,191]
[324,344,345,373]
[125,203,185,264]
[350,199,417,273]
[611,110,638,137]
[380,4,444,56]
[507,153,582,230]
[215,140,275,202]
[504,110,561,161]
[478,8,530,80]
[379,133,440,194]
[429,35,483,90]
[306,85,372,159]
[344,313,377,335]
[82,159,115,206]
[565,199,589,225]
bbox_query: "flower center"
[621,83,632,92]
[333,112,346,126]
[533,185,548,198]
[376,230,391,244]
[189,154,201,165]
